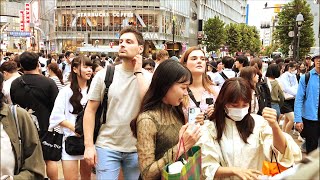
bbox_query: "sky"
[247,0,291,28]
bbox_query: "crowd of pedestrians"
[0,26,319,180]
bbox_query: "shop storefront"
[53,6,190,55]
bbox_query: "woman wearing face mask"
[279,61,298,133]
[196,78,302,180]
[296,62,307,82]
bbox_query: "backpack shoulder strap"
[101,65,115,124]
[220,71,229,80]
[10,105,22,169]
[305,72,310,87]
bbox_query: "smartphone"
[206,98,214,105]
[188,107,201,123]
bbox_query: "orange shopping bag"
[262,150,288,176]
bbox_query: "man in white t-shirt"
[59,51,74,82]
[212,56,237,88]
[0,61,21,104]
[83,27,151,179]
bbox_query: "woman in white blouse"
[179,46,219,124]
[197,78,302,180]
[49,55,93,180]
[279,61,298,133]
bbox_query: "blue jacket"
[294,68,320,122]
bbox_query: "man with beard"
[83,26,151,179]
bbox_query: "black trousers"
[302,118,320,154]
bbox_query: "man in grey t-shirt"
[83,27,150,179]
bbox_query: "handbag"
[262,150,288,176]
[75,65,115,142]
[65,136,85,156]
[161,138,202,180]
[40,129,63,161]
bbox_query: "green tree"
[274,0,314,60]
[238,24,261,54]
[225,23,241,54]
[203,16,226,52]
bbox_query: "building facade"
[0,0,29,52]
[46,0,199,56]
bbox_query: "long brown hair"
[210,78,255,143]
[240,66,257,89]
[48,63,64,85]
[180,46,215,93]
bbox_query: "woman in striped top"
[48,63,65,90]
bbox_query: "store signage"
[77,12,134,18]
[25,3,30,23]
[19,10,25,31]
[8,31,31,37]
[142,32,159,40]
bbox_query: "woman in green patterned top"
[131,60,201,180]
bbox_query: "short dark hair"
[65,51,73,58]
[0,61,18,73]
[119,26,144,45]
[222,56,234,69]
[19,51,39,71]
[266,64,281,79]
[142,59,155,68]
[235,55,249,67]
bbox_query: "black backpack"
[255,78,272,115]
[75,65,115,141]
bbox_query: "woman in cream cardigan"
[197,78,302,180]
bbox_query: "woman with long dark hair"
[197,78,301,180]
[131,60,201,179]
[49,55,93,179]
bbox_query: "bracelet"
[134,72,142,76]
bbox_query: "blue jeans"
[96,147,140,180]
[271,103,281,120]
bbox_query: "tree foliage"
[274,0,315,59]
[225,23,241,54]
[203,16,226,52]
[225,23,261,55]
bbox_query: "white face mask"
[225,107,249,121]
[290,70,297,75]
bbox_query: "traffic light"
[260,22,270,29]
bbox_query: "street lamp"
[295,12,304,61]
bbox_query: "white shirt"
[49,85,88,160]
[1,122,15,177]
[38,57,47,73]
[279,72,298,98]
[59,62,72,82]
[196,114,302,180]
[212,69,237,88]
[3,74,20,104]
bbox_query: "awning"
[77,46,119,53]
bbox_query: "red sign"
[19,10,25,31]
[25,3,30,24]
